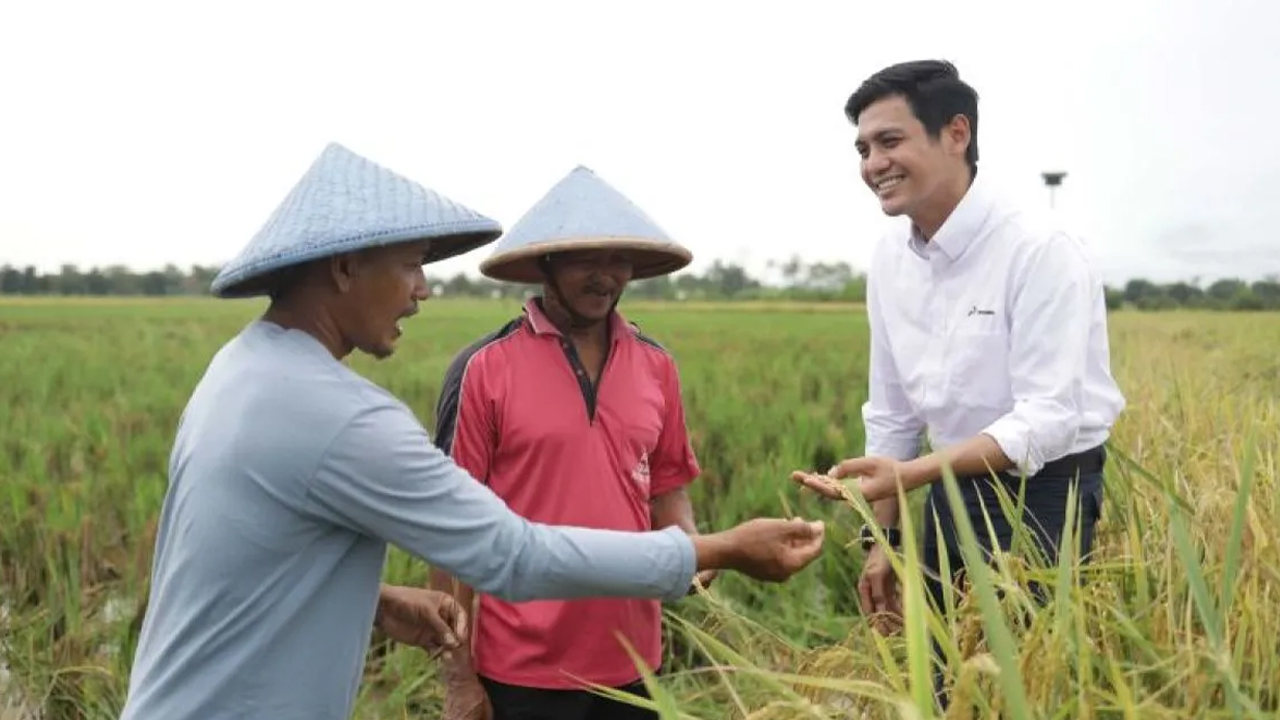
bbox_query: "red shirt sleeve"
[648,358,700,496]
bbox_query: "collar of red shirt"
[521,297,635,345]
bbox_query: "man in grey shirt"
[117,143,826,720]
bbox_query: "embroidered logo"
[967,305,995,317]
[631,450,651,491]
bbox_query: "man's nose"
[865,148,892,175]
[413,269,431,300]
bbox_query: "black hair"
[845,59,979,176]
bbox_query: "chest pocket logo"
[630,450,651,492]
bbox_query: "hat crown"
[477,165,692,283]
[487,165,674,255]
[210,143,501,297]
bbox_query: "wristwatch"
[858,524,902,553]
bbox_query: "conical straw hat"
[478,166,692,284]
[211,143,502,298]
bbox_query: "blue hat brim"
[212,223,501,298]
[210,142,503,299]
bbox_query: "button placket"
[928,251,954,411]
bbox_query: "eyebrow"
[855,128,904,147]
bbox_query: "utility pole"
[1041,171,1067,209]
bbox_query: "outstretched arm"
[308,399,825,603]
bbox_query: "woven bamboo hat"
[211,143,503,298]
[478,165,692,284]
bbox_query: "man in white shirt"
[793,59,1124,652]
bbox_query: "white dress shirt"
[861,172,1126,478]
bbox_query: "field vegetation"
[1,297,1277,719]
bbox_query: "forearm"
[312,408,700,604]
[651,488,697,534]
[899,432,1015,490]
[459,478,694,601]
[870,496,901,527]
[505,524,696,602]
[428,566,475,611]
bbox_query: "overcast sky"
[1,0,1276,286]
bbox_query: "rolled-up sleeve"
[980,233,1094,477]
[861,269,925,461]
[306,399,697,604]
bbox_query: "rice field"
[1,297,1277,719]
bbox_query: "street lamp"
[1041,171,1067,209]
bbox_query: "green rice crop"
[1,297,1276,719]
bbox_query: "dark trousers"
[921,445,1107,704]
[479,675,657,720]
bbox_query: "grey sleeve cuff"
[658,525,698,603]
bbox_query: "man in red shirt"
[430,166,712,720]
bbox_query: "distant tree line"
[3,260,1280,311]
[0,264,220,297]
[1105,277,1280,311]
[0,257,864,302]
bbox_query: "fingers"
[869,584,888,613]
[857,577,875,616]
[791,470,853,501]
[688,568,718,595]
[780,517,825,541]
[869,573,902,635]
[804,518,825,538]
[788,520,825,559]
[423,598,461,651]
[789,471,840,499]
[761,518,824,578]
[887,592,904,619]
[830,457,873,480]
[424,604,460,650]
[449,599,469,647]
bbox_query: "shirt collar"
[907,171,996,262]
[522,296,633,343]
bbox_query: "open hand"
[713,517,825,582]
[790,456,907,504]
[375,585,467,657]
[859,545,903,635]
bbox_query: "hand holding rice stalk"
[792,456,912,509]
[790,469,865,506]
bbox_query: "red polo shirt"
[432,297,701,689]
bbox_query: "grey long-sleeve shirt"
[118,320,696,720]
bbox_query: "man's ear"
[328,252,363,294]
[944,114,971,160]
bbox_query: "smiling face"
[854,94,972,224]
[544,248,635,322]
[330,240,432,359]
